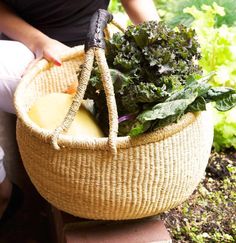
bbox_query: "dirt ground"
[161,149,236,242]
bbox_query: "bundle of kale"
[85,21,236,136]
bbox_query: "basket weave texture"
[14,46,213,220]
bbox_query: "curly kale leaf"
[125,21,163,48]
[121,82,169,113]
[106,33,143,72]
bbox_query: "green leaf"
[187,96,207,112]
[137,96,196,122]
[110,69,132,93]
[214,94,236,111]
[153,113,183,130]
[128,120,151,137]
[212,106,236,150]
[206,87,235,101]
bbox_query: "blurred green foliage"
[108,0,124,13]
[154,0,236,27]
[180,3,236,151]
[109,0,236,27]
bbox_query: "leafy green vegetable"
[130,76,236,136]
[183,3,236,150]
[85,21,236,137]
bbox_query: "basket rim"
[14,45,199,150]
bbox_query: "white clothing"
[0,40,34,182]
[0,40,34,113]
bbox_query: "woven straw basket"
[14,45,214,220]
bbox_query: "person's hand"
[23,36,71,75]
[0,0,71,74]
[33,36,70,65]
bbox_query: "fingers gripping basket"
[14,10,213,220]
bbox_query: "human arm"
[0,0,70,65]
[121,0,160,24]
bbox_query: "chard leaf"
[118,120,135,137]
[137,96,197,122]
[214,94,236,111]
[196,71,216,83]
[167,80,209,102]
[153,113,184,130]
[204,87,236,111]
[187,96,207,112]
[205,87,235,101]
[128,121,151,137]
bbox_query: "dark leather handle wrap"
[85,9,113,51]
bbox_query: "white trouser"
[0,40,34,182]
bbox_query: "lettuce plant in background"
[183,3,236,151]
[184,3,236,87]
[155,0,236,28]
